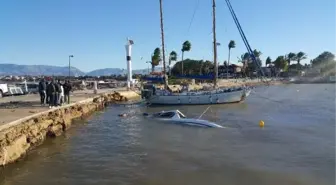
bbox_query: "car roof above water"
[153,110,186,118]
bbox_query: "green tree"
[288,63,303,71]
[151,47,161,72]
[223,60,228,67]
[265,57,272,66]
[238,53,250,77]
[311,51,336,75]
[249,50,262,73]
[171,59,214,76]
[227,40,236,78]
[274,56,288,71]
[286,52,296,66]
[242,52,250,60]
[253,49,262,58]
[199,60,204,75]
[181,40,191,75]
[311,51,335,68]
[304,63,310,69]
[169,51,177,65]
[296,51,307,70]
[168,51,177,75]
[237,53,250,63]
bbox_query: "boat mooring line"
[198,106,211,120]
[251,90,283,103]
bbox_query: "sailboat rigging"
[212,0,218,88]
[224,0,266,78]
[159,0,168,90]
[140,0,251,105]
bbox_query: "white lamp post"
[125,38,134,90]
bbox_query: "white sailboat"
[144,87,250,105]
[141,0,254,105]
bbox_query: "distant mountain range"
[0,64,161,76]
[85,68,126,76]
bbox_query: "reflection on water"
[0,84,335,185]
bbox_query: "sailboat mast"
[159,0,168,89]
[212,0,218,87]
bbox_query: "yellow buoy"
[259,120,265,128]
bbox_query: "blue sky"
[0,0,335,72]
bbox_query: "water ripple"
[0,84,334,185]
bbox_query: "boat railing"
[155,86,245,96]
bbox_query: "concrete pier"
[0,89,119,127]
[0,88,140,166]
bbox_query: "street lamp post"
[68,55,74,104]
[68,55,74,80]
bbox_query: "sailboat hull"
[147,89,250,105]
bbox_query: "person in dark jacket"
[46,81,50,104]
[54,80,61,106]
[47,80,56,108]
[38,79,47,105]
[63,80,72,104]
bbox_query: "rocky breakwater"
[0,90,139,166]
[218,79,289,88]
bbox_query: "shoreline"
[218,78,290,87]
[0,90,140,166]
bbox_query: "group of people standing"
[38,79,72,108]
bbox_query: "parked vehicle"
[0,83,9,98]
[0,83,24,97]
[16,82,39,94]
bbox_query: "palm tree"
[169,51,177,65]
[250,49,262,75]
[238,53,250,77]
[274,55,288,71]
[181,40,191,75]
[168,51,177,75]
[296,51,307,70]
[287,52,296,66]
[151,47,161,72]
[227,40,236,79]
[253,49,262,58]
[265,57,272,66]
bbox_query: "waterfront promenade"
[0,88,124,127]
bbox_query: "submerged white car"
[143,110,223,128]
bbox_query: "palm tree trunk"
[227,48,231,79]
[181,52,184,75]
[152,65,155,72]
